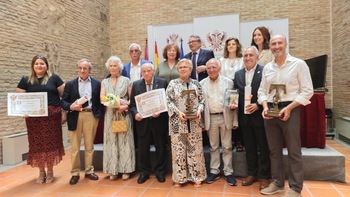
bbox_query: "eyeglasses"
[187,40,199,45]
[129,49,140,53]
[178,66,189,69]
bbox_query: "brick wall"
[0,0,110,162]
[332,0,350,117]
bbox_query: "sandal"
[45,170,54,183]
[110,174,118,181]
[174,182,182,187]
[194,181,202,188]
[36,171,46,184]
[122,173,130,181]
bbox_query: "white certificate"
[7,92,48,117]
[244,86,252,114]
[134,88,168,118]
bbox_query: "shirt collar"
[79,76,91,82]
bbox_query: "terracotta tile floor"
[0,139,349,197]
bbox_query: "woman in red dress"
[16,55,65,184]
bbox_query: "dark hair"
[162,44,181,60]
[251,26,271,50]
[223,37,243,58]
[28,54,51,85]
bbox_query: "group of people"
[17,26,313,197]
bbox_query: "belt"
[81,108,92,112]
[267,101,292,109]
[210,112,223,115]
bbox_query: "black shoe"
[156,174,166,183]
[84,173,99,180]
[225,175,237,186]
[137,173,150,184]
[205,173,220,184]
[69,176,80,185]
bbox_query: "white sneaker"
[284,189,301,197]
[261,182,285,195]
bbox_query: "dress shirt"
[245,64,257,86]
[258,54,313,106]
[78,76,92,108]
[207,77,224,113]
[130,60,141,82]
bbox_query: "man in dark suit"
[61,59,103,185]
[122,43,151,82]
[129,62,168,184]
[234,46,271,190]
[184,35,215,81]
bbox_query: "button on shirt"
[78,76,92,108]
[258,54,313,106]
[130,61,141,83]
[207,77,224,114]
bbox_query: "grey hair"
[206,58,221,68]
[141,62,154,70]
[77,58,93,69]
[244,46,259,56]
[105,56,124,74]
[189,35,202,42]
[129,43,142,52]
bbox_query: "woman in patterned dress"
[16,54,65,184]
[166,59,206,187]
[100,56,135,181]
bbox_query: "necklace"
[228,58,237,67]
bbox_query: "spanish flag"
[154,41,159,69]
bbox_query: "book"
[224,89,238,106]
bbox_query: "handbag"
[111,112,127,133]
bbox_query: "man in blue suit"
[129,63,168,184]
[122,43,151,82]
[61,59,103,185]
[234,46,270,190]
[184,35,215,81]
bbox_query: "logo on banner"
[206,30,227,51]
[167,33,180,44]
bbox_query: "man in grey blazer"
[200,58,238,186]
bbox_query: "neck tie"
[191,52,197,79]
[146,84,152,92]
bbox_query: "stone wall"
[0,0,110,162]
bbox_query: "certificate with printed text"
[135,88,168,118]
[7,92,48,117]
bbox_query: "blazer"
[122,59,152,78]
[200,75,238,131]
[61,77,103,131]
[234,65,264,127]
[129,76,168,137]
[184,48,215,81]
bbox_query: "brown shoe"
[242,176,257,186]
[260,178,270,190]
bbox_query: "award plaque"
[267,84,287,118]
[181,89,198,119]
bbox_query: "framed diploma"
[7,92,48,117]
[134,88,168,118]
[224,89,239,107]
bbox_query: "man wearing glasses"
[184,35,215,81]
[122,43,151,83]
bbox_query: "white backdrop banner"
[194,14,240,58]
